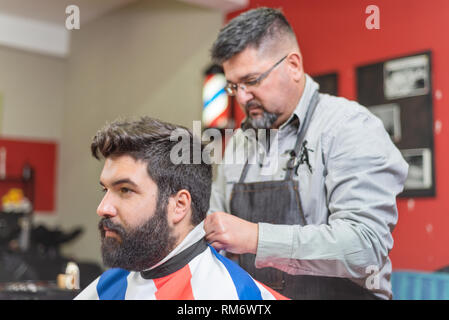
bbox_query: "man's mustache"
[245,100,264,113]
[98,218,126,237]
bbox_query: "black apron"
[230,91,378,300]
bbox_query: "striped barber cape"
[75,221,288,300]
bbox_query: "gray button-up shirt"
[208,74,409,299]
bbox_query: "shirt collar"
[279,74,320,133]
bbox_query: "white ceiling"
[0,0,138,25]
[0,0,248,25]
[178,0,247,13]
[0,0,248,57]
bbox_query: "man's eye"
[101,187,107,193]
[245,79,259,86]
[120,187,133,194]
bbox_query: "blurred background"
[0,0,448,299]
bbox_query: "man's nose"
[235,86,254,107]
[97,193,117,218]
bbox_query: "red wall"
[227,0,449,271]
[0,137,57,213]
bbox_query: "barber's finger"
[205,230,227,246]
[207,230,231,246]
[204,212,225,234]
[204,230,222,245]
[204,231,215,242]
[208,240,225,251]
[203,213,217,232]
[203,220,218,237]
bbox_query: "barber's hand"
[204,211,258,255]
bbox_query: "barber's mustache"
[245,100,264,113]
[98,218,126,237]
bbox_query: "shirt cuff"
[255,223,294,267]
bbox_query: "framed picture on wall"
[401,148,433,191]
[368,103,402,143]
[384,54,430,100]
[357,51,435,198]
[311,72,338,96]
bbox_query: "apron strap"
[285,90,320,180]
[238,90,321,184]
[238,158,251,183]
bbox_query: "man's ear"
[168,189,192,225]
[286,52,303,82]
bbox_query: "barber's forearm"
[255,221,388,278]
[256,223,294,262]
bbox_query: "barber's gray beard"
[247,111,279,129]
[99,204,177,272]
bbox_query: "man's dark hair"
[91,116,212,226]
[211,7,295,65]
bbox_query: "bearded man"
[75,116,286,300]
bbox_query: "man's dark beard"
[98,201,177,272]
[243,100,279,129]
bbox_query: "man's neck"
[272,75,306,129]
[141,222,206,274]
[140,237,208,279]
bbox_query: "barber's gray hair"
[210,7,295,65]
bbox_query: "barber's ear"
[168,189,191,225]
[286,52,303,82]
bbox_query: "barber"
[204,7,408,300]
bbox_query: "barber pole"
[202,67,231,129]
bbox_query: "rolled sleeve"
[255,223,294,268]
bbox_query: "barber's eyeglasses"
[225,54,288,96]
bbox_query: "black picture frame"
[312,72,338,96]
[356,51,435,198]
